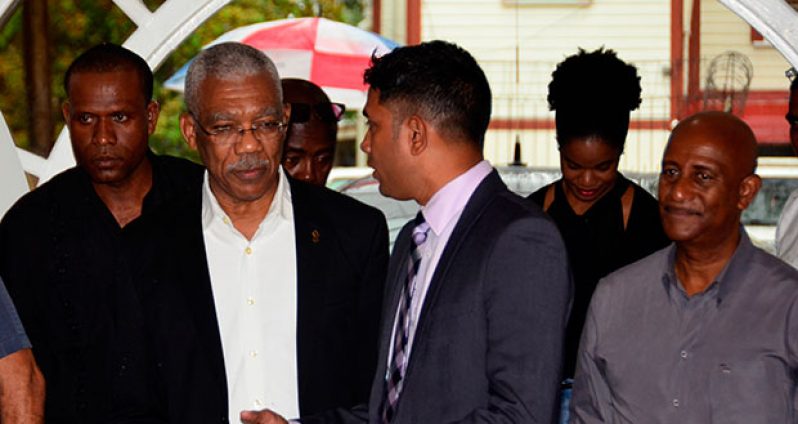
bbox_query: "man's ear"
[179,113,198,151]
[737,174,762,210]
[406,115,428,156]
[283,102,292,124]
[146,101,160,135]
[61,101,71,123]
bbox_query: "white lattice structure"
[719,0,798,68]
[0,0,235,216]
[1,0,798,217]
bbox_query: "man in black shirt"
[280,78,342,186]
[0,43,201,423]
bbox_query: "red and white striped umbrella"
[165,17,399,109]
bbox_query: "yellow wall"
[701,0,791,91]
[376,0,791,171]
[419,0,672,171]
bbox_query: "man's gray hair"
[184,42,282,115]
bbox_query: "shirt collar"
[662,225,755,304]
[421,160,493,236]
[140,150,163,214]
[201,166,292,234]
[713,226,755,303]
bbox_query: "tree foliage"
[0,0,365,162]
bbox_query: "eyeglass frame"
[288,102,346,124]
[189,112,288,145]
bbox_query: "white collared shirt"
[201,168,299,422]
[776,188,798,269]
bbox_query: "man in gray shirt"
[571,111,798,423]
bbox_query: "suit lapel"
[183,178,331,416]
[383,223,414,331]
[406,171,506,373]
[373,171,508,409]
[289,179,329,414]
[179,190,229,408]
[372,221,414,402]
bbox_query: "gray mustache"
[227,155,270,172]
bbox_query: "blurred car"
[326,166,373,190]
[740,157,798,253]
[336,174,419,247]
[337,161,797,254]
[337,165,659,249]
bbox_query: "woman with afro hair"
[528,47,670,423]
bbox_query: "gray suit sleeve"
[0,277,29,358]
[452,217,572,424]
[788,292,798,423]
[570,281,612,424]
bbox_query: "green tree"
[150,0,365,162]
[0,0,365,162]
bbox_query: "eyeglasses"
[289,102,346,124]
[190,113,287,145]
[786,67,797,82]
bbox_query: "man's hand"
[240,409,290,424]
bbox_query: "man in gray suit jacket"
[243,40,572,424]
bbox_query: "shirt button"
[250,350,258,358]
[254,398,262,407]
[247,297,255,305]
[223,217,230,224]
[673,399,680,407]
[680,350,688,359]
[245,246,252,255]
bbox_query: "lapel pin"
[311,229,320,244]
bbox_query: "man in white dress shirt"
[776,74,798,268]
[133,42,388,424]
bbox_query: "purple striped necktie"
[381,213,430,423]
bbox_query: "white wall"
[421,0,672,171]
[702,0,791,91]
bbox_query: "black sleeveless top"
[530,174,669,378]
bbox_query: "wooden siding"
[698,1,791,144]
[379,0,408,44]
[419,0,672,171]
[375,0,793,169]
[701,0,791,91]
